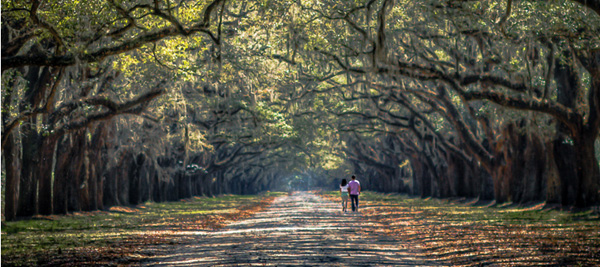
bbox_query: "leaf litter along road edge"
[1,192,284,266]
[318,191,600,266]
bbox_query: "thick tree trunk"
[574,132,600,207]
[203,174,213,196]
[69,133,86,212]
[521,133,547,203]
[503,122,548,204]
[118,154,132,206]
[415,148,437,198]
[138,155,152,204]
[88,125,107,210]
[103,158,120,208]
[553,46,600,207]
[573,51,600,206]
[544,141,562,204]
[462,164,478,198]
[3,132,22,221]
[88,158,99,211]
[446,155,460,198]
[554,133,600,207]
[409,155,422,196]
[37,135,59,215]
[407,154,433,197]
[507,125,526,203]
[478,168,495,201]
[53,136,70,214]
[492,170,509,204]
[128,153,143,205]
[80,132,92,211]
[17,124,41,217]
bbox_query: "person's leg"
[345,196,348,211]
[355,196,359,211]
[343,195,348,211]
[350,195,358,211]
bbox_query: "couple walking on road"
[340,175,361,212]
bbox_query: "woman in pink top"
[340,179,349,212]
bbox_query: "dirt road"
[144,192,436,266]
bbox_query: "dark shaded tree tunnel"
[2,0,600,221]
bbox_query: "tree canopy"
[2,0,599,220]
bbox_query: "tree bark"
[17,123,41,217]
[37,135,60,215]
[553,45,599,207]
[573,132,600,207]
[3,132,22,220]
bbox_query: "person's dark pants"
[350,194,359,211]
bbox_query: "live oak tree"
[1,0,228,219]
[290,0,599,206]
[2,0,599,220]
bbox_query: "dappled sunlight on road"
[140,192,600,266]
[143,192,434,266]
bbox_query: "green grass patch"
[1,192,284,266]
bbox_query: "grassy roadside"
[319,191,600,266]
[1,192,285,266]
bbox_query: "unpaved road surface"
[143,192,436,266]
